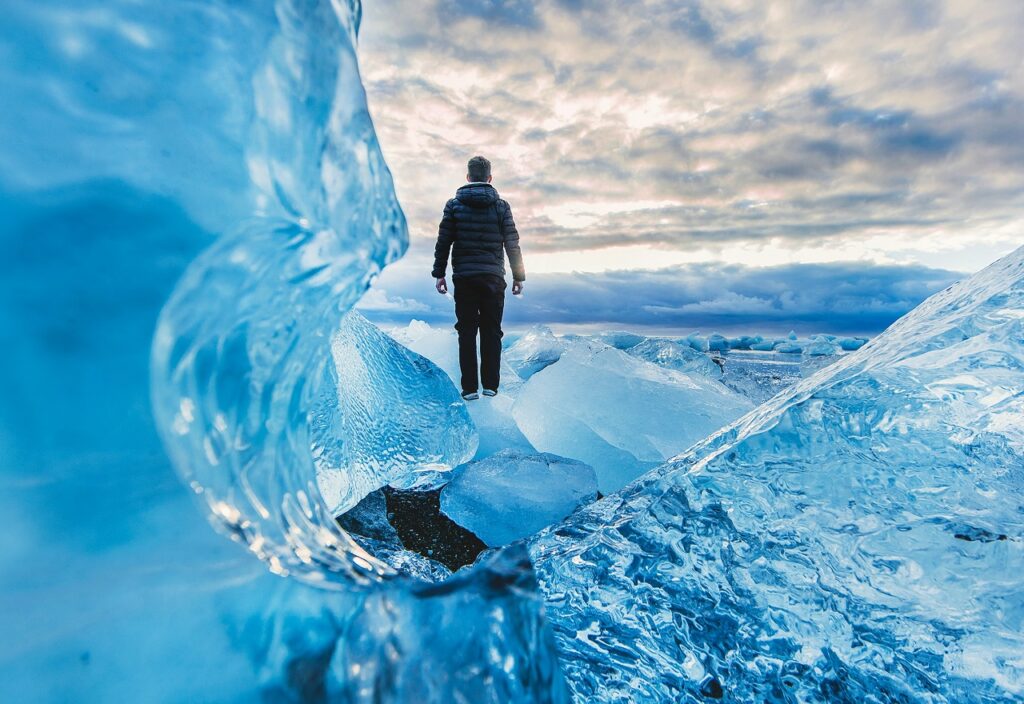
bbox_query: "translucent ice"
[728,335,762,350]
[530,245,1024,703]
[440,449,598,547]
[313,311,477,514]
[505,325,564,379]
[774,340,803,353]
[593,330,646,349]
[626,337,723,378]
[803,335,838,356]
[706,332,729,351]
[391,320,535,458]
[513,339,753,491]
[1,1,568,700]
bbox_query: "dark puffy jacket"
[431,183,526,282]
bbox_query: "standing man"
[432,156,526,400]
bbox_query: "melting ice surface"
[529,247,1024,702]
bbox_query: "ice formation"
[803,335,839,356]
[594,330,646,349]
[440,449,598,547]
[513,339,753,491]
[530,245,1024,703]
[312,311,477,515]
[7,0,1022,701]
[1,1,567,700]
[626,337,723,378]
[391,320,535,457]
[840,336,869,351]
[504,325,565,379]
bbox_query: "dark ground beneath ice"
[382,486,487,571]
[336,486,487,572]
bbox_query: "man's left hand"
[512,280,524,296]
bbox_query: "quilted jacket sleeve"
[500,200,526,282]
[431,199,456,278]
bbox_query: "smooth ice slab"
[505,325,564,379]
[440,449,598,547]
[313,311,478,514]
[513,339,753,492]
[530,245,1024,703]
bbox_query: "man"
[432,155,525,400]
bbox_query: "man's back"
[432,182,526,283]
[432,156,525,399]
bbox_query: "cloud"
[356,287,431,314]
[361,256,963,335]
[359,0,1024,275]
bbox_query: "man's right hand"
[435,277,448,295]
[512,280,524,296]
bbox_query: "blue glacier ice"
[0,1,568,701]
[390,319,535,458]
[440,449,598,547]
[313,310,477,515]
[6,0,1024,701]
[594,329,647,350]
[505,325,565,380]
[626,337,723,378]
[529,245,1024,703]
[513,338,754,492]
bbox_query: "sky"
[355,0,1023,335]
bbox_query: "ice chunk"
[391,320,535,457]
[727,334,761,350]
[626,337,722,378]
[749,338,776,351]
[335,489,402,548]
[440,449,598,547]
[530,245,1024,702]
[839,336,868,350]
[706,333,729,351]
[593,330,646,349]
[2,1,569,700]
[513,339,753,491]
[774,340,802,353]
[684,332,708,351]
[313,311,477,514]
[802,336,838,356]
[504,325,564,379]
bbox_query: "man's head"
[467,155,492,183]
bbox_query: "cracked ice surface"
[312,311,477,515]
[529,246,1024,703]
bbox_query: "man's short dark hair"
[467,155,491,182]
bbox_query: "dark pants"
[453,274,506,393]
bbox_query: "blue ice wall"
[530,246,1024,702]
[0,2,566,701]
